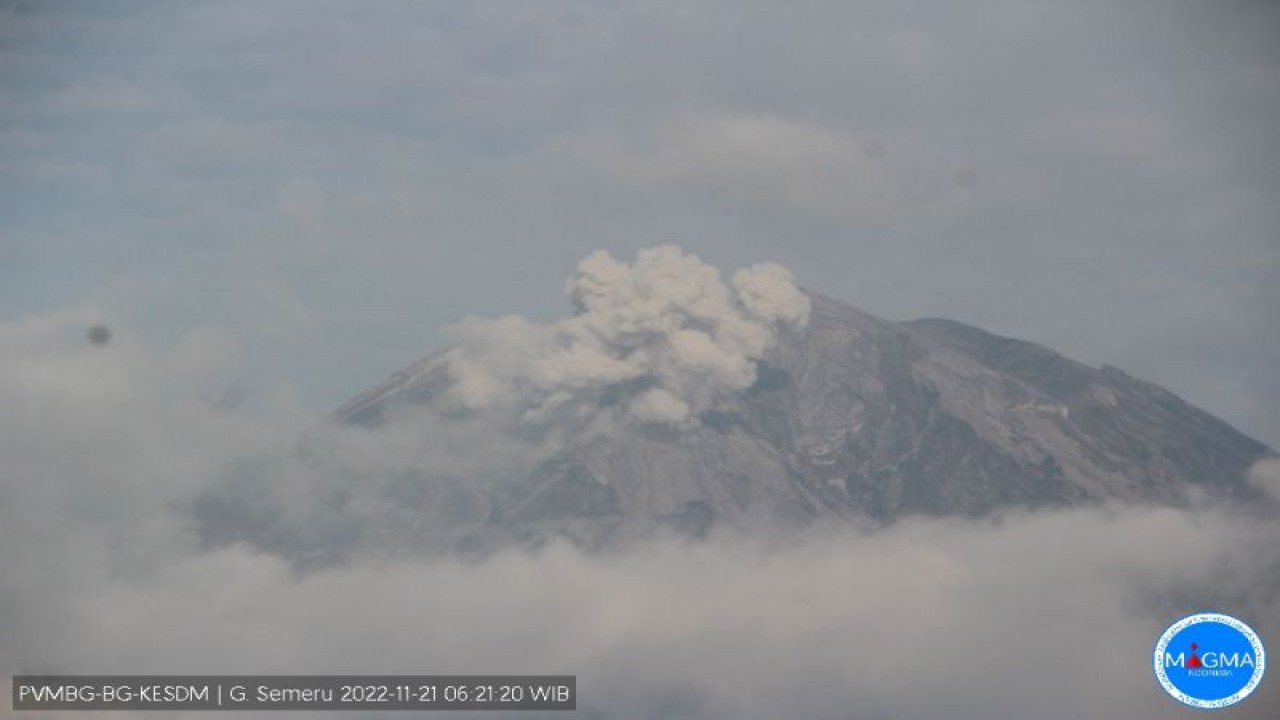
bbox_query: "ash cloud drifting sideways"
[444,246,810,427]
[1,268,1277,719]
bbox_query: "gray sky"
[3,5,1280,716]
[2,0,1277,449]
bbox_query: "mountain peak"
[317,287,1269,553]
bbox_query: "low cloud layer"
[445,246,810,427]
[2,302,1278,720]
[1248,458,1280,501]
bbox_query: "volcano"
[323,277,1269,552]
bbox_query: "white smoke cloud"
[444,246,810,428]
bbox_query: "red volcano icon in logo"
[1187,643,1203,669]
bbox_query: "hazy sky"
[3,5,1280,717]
[2,0,1277,449]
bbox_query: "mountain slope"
[329,290,1270,550]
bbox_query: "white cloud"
[1247,457,1280,501]
[445,246,810,427]
[606,115,901,222]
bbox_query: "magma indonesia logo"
[1154,612,1266,709]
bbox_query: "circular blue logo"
[1154,612,1266,709]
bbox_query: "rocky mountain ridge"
[324,290,1270,551]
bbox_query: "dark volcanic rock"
[314,290,1272,552]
